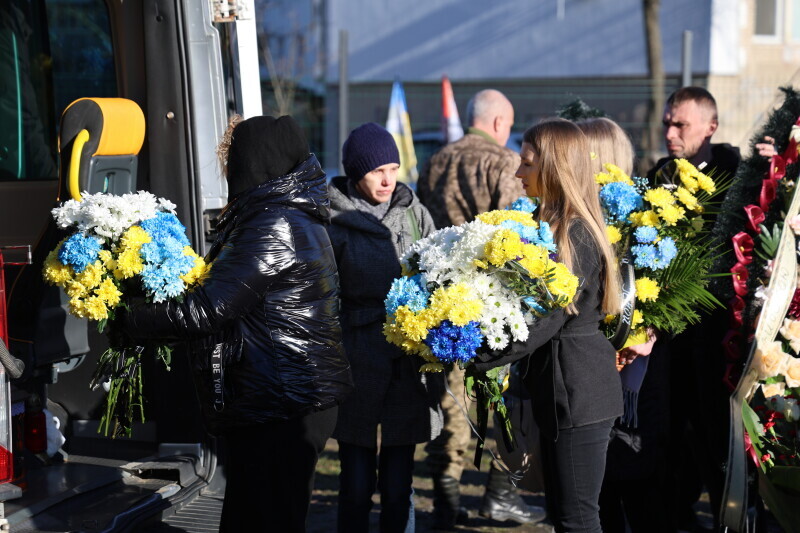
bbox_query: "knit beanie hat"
[342,122,400,181]
[226,115,309,199]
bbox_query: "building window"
[755,0,780,38]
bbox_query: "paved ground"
[308,433,555,533]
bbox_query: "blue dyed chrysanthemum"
[138,212,195,302]
[634,226,659,244]
[631,236,678,271]
[424,320,484,364]
[385,275,430,315]
[58,233,103,273]
[599,182,643,221]
[507,196,538,214]
[499,220,556,252]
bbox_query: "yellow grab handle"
[69,129,90,201]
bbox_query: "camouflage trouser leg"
[425,365,471,481]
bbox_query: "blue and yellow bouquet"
[597,161,723,346]
[384,197,579,461]
[43,191,209,436]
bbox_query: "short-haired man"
[647,86,740,183]
[417,88,520,228]
[646,87,740,532]
[418,89,542,530]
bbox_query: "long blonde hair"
[523,119,621,314]
[576,117,635,177]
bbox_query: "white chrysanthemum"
[51,191,175,241]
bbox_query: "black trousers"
[219,407,338,533]
[540,419,614,533]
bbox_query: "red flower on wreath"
[788,289,800,318]
[731,263,749,296]
[732,232,754,265]
[729,296,745,328]
[760,178,777,212]
[769,154,787,181]
[723,328,743,360]
[744,204,765,233]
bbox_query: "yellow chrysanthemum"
[473,259,490,269]
[180,247,210,287]
[394,305,432,343]
[484,229,524,267]
[43,248,74,286]
[635,277,660,302]
[674,186,699,211]
[594,171,613,185]
[68,297,87,318]
[605,163,635,185]
[74,261,104,290]
[113,226,150,279]
[606,225,622,244]
[114,248,145,279]
[65,280,89,299]
[604,314,617,324]
[632,309,644,327]
[546,263,580,304]
[697,172,716,193]
[428,284,482,325]
[628,210,660,227]
[82,295,109,321]
[658,204,685,226]
[622,327,649,349]
[518,257,548,277]
[476,209,538,227]
[643,187,675,209]
[95,277,122,308]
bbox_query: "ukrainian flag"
[386,79,418,183]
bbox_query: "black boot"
[432,474,468,530]
[479,465,546,524]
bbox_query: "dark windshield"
[0,0,116,181]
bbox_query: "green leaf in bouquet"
[755,223,783,261]
[742,402,767,474]
[769,465,800,493]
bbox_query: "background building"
[256,0,800,173]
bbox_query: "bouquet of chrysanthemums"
[383,197,579,460]
[597,160,724,347]
[43,191,209,437]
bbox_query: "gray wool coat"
[326,177,444,448]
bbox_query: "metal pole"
[681,30,693,87]
[338,30,349,176]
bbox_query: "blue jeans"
[337,442,416,533]
[540,419,614,533]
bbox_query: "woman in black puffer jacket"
[122,115,353,532]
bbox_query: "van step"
[146,493,223,532]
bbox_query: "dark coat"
[124,155,353,434]
[475,221,623,441]
[326,177,444,447]
[645,142,741,185]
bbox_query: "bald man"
[418,89,542,529]
[417,89,520,228]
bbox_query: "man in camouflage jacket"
[417,89,520,228]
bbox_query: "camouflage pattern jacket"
[417,132,521,229]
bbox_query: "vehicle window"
[0,0,115,182]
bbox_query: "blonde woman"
[475,119,622,533]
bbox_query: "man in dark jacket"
[646,87,740,532]
[124,115,353,532]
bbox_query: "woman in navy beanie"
[327,123,444,533]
